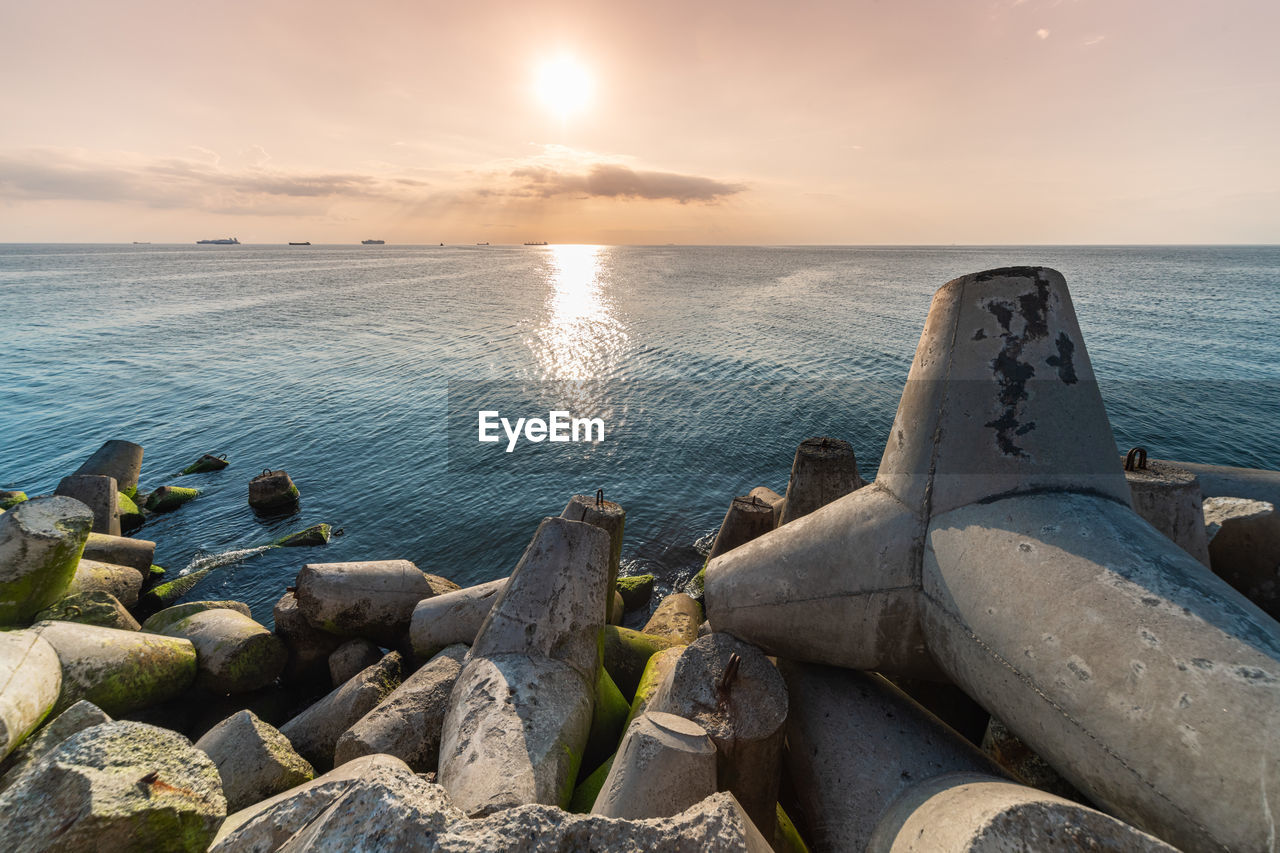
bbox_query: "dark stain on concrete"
[982,271,1052,457]
[1045,332,1079,384]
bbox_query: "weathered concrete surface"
[73,439,144,496]
[32,619,197,716]
[778,436,865,526]
[922,491,1280,852]
[624,644,686,727]
[0,495,93,625]
[156,608,287,695]
[748,486,784,528]
[35,590,141,631]
[1203,495,1280,619]
[646,632,787,838]
[144,485,201,514]
[116,490,145,534]
[55,474,121,535]
[273,590,344,687]
[328,638,383,687]
[0,720,225,852]
[409,577,505,659]
[333,643,466,771]
[642,592,703,645]
[67,557,144,609]
[867,773,1178,853]
[706,267,1280,852]
[0,629,61,761]
[279,651,402,770]
[142,599,252,634]
[1161,458,1280,505]
[780,660,1004,851]
[592,711,717,819]
[562,493,626,621]
[1126,459,1211,566]
[82,531,156,573]
[249,469,300,514]
[604,625,678,700]
[194,709,315,812]
[705,482,935,677]
[707,494,775,561]
[297,559,458,646]
[0,699,109,793]
[440,516,610,816]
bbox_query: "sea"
[2,243,1278,627]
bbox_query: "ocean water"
[2,243,1278,626]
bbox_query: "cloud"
[509,163,744,203]
[1083,34,1105,46]
[1036,28,1050,39]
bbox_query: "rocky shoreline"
[2,266,1279,852]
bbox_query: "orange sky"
[2,0,1277,244]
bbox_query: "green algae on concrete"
[0,491,27,511]
[775,803,812,853]
[144,486,200,514]
[35,591,141,631]
[116,491,145,534]
[180,453,229,475]
[273,523,332,547]
[0,495,94,626]
[624,644,687,730]
[603,625,678,702]
[582,665,630,776]
[32,620,198,716]
[615,573,655,612]
[138,567,214,615]
[568,754,615,813]
[142,600,251,634]
[160,609,286,695]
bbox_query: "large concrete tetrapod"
[705,267,1280,853]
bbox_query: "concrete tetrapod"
[67,557,144,608]
[561,492,626,621]
[279,651,402,771]
[273,590,344,688]
[1203,496,1280,619]
[0,629,61,762]
[0,495,94,626]
[0,699,110,793]
[35,590,141,631]
[592,710,717,819]
[707,494,775,561]
[155,607,287,694]
[705,267,1280,852]
[82,531,156,573]
[73,439,144,497]
[439,516,610,816]
[409,577,506,659]
[776,436,864,526]
[55,474,121,535]
[642,592,703,645]
[194,709,315,812]
[1125,457,1211,566]
[296,559,457,646]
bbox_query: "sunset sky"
[2,0,1277,244]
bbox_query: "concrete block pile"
[1,267,1277,851]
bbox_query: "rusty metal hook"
[1124,447,1149,471]
[595,488,604,508]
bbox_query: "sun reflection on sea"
[531,245,628,381]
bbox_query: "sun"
[536,56,593,119]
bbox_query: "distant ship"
[361,239,385,245]
[196,237,239,245]
[289,241,311,246]
[476,242,489,246]
[523,241,548,246]
[132,241,150,245]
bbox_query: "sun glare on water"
[537,56,593,118]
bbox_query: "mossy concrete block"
[592,711,717,820]
[561,493,626,621]
[209,754,463,852]
[274,590,344,689]
[74,439,144,497]
[0,629,61,762]
[296,559,458,646]
[32,619,197,716]
[642,592,703,645]
[274,522,332,547]
[145,485,200,514]
[55,474,121,536]
[647,632,787,838]
[116,490,145,534]
[142,599,251,634]
[569,753,614,813]
[774,803,811,853]
[0,720,225,852]
[36,591,141,631]
[328,638,383,688]
[582,663,630,775]
[68,557,144,609]
[624,644,686,729]
[83,531,155,573]
[409,577,505,659]
[157,608,287,695]
[0,495,93,626]
[333,643,467,772]
[279,651,402,771]
[138,566,214,615]
[0,491,27,510]
[248,469,300,515]
[603,625,678,702]
[440,653,595,816]
[615,573,654,612]
[0,699,110,794]
[181,453,229,475]
[194,709,314,812]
